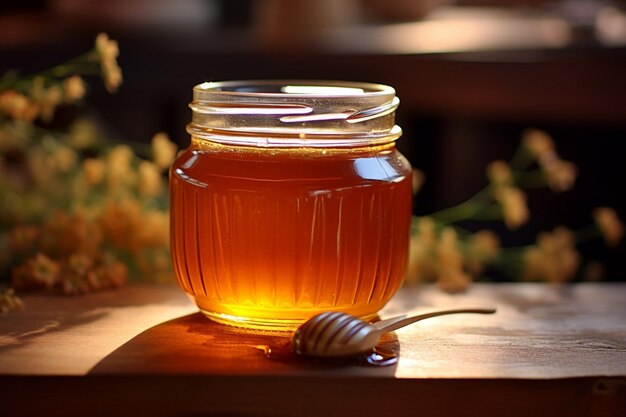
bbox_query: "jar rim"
[193,80,396,100]
[189,79,401,148]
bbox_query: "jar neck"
[190,135,398,156]
[186,125,402,148]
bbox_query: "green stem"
[514,169,547,189]
[464,205,502,220]
[0,52,99,90]
[429,187,494,223]
[44,63,101,79]
[416,216,474,237]
[509,144,534,171]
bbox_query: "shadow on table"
[89,312,399,376]
[0,285,189,356]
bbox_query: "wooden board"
[1,283,626,417]
[80,283,626,379]
[0,284,196,375]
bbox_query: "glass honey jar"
[170,80,412,330]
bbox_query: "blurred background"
[1,0,625,280]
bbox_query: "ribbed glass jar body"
[170,81,412,330]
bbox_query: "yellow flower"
[135,249,172,283]
[106,144,135,192]
[82,158,106,185]
[51,145,78,173]
[104,65,123,93]
[522,129,554,159]
[0,288,23,314]
[522,129,577,193]
[107,144,133,169]
[412,169,425,195]
[405,237,429,284]
[37,211,102,258]
[593,207,624,247]
[14,253,60,289]
[470,230,500,258]
[417,217,437,242]
[100,259,128,288]
[137,160,164,197]
[523,247,543,281]
[405,217,437,284]
[486,160,512,186]
[493,186,529,230]
[40,86,62,121]
[96,33,119,64]
[27,77,66,120]
[437,268,472,293]
[138,210,170,247]
[63,75,86,103]
[436,227,472,293]
[522,227,580,283]
[0,90,38,121]
[543,159,577,192]
[26,147,52,186]
[67,253,93,278]
[95,33,123,92]
[151,132,177,171]
[29,75,45,100]
[466,230,500,275]
[99,199,144,254]
[70,118,99,149]
[437,227,464,271]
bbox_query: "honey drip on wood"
[254,343,398,367]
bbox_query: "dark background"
[2,0,625,280]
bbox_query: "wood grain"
[1,283,626,416]
[0,284,196,375]
[90,312,399,377]
[2,283,626,378]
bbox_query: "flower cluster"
[405,129,624,291]
[487,160,528,230]
[522,226,579,283]
[95,33,123,93]
[406,217,500,292]
[0,287,22,314]
[0,34,176,304]
[593,207,624,247]
[0,125,177,296]
[0,75,85,122]
[0,32,120,124]
[523,129,577,192]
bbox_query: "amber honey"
[171,80,412,330]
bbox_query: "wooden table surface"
[1,283,625,417]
